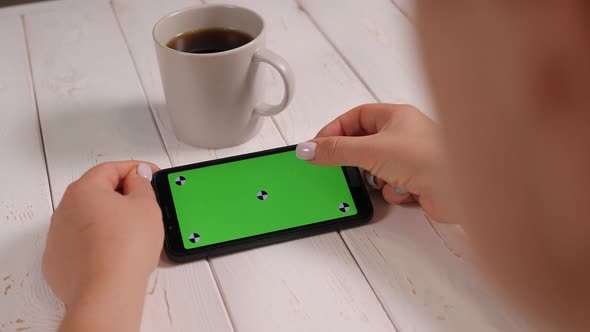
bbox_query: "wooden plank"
[113,0,396,331]
[297,1,532,330]
[111,0,281,166]
[204,0,393,330]
[24,2,171,201]
[385,0,487,302]
[384,0,476,278]
[23,3,233,331]
[0,0,107,17]
[342,198,531,332]
[426,217,473,261]
[0,0,61,16]
[0,16,62,332]
[390,0,415,21]
[110,0,215,166]
[212,232,397,332]
[298,0,434,118]
[205,0,376,144]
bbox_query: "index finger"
[315,103,405,138]
[79,161,159,191]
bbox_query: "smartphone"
[152,145,373,262]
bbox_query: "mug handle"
[252,48,295,116]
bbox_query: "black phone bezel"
[152,145,373,262]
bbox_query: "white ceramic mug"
[153,5,295,148]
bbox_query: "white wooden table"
[0,1,531,331]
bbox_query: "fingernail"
[137,162,153,181]
[366,173,378,188]
[394,186,408,195]
[296,142,317,160]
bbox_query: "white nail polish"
[138,162,153,181]
[394,186,408,195]
[296,142,317,160]
[366,173,378,188]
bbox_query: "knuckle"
[367,162,383,179]
[93,161,117,172]
[63,181,81,197]
[324,136,340,159]
[62,179,91,201]
[355,103,373,112]
[90,162,108,172]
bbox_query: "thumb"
[123,162,157,200]
[296,136,376,170]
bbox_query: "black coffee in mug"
[166,27,254,54]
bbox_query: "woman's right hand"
[296,103,447,222]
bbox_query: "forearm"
[59,275,149,332]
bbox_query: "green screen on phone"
[167,150,358,249]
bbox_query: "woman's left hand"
[43,161,163,331]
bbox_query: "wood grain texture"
[384,3,520,327]
[112,0,283,167]
[114,0,527,330]
[383,0,474,266]
[297,1,531,330]
[342,197,531,332]
[298,0,434,118]
[112,0,216,167]
[24,2,233,331]
[0,0,107,17]
[25,2,170,202]
[206,0,375,144]
[426,217,473,261]
[0,15,63,332]
[113,0,396,331]
[390,0,415,21]
[0,0,532,331]
[212,232,396,332]
[385,0,474,274]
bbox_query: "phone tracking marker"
[175,176,186,186]
[188,233,201,244]
[339,203,350,212]
[257,190,268,200]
